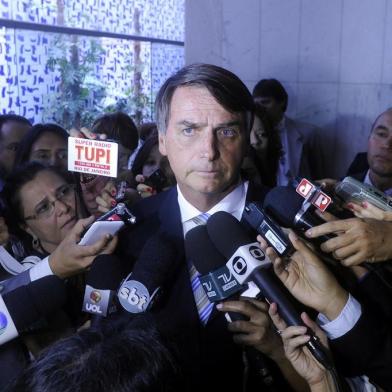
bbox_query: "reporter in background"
[258,232,392,390]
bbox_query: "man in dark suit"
[252,79,325,184]
[118,64,306,391]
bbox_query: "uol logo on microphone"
[83,286,111,316]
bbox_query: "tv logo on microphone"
[0,312,8,336]
[296,178,332,212]
[118,280,153,313]
[83,286,111,316]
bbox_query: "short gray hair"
[154,63,254,134]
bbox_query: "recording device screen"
[335,176,392,211]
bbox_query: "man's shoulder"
[132,187,177,220]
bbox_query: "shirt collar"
[364,170,392,196]
[177,181,249,226]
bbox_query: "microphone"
[263,186,335,244]
[83,254,126,321]
[185,224,276,386]
[0,275,66,345]
[185,225,246,305]
[118,232,180,314]
[206,211,334,370]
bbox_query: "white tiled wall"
[185,0,392,178]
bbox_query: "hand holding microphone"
[259,231,349,321]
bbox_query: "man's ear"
[158,132,167,156]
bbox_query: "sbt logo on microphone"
[118,280,153,313]
[228,243,268,284]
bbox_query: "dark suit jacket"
[116,183,293,392]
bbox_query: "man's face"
[254,96,285,124]
[159,86,247,207]
[368,111,392,178]
[0,121,30,176]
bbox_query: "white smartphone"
[79,220,124,246]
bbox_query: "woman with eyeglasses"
[2,162,117,277]
[0,162,118,386]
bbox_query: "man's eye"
[218,128,237,138]
[182,128,194,136]
[374,130,388,138]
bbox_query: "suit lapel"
[157,188,200,325]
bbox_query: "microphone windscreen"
[4,275,66,331]
[87,254,126,291]
[263,186,304,227]
[185,225,226,274]
[131,232,179,292]
[206,211,251,259]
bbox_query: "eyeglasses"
[24,184,76,221]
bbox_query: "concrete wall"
[185,0,392,178]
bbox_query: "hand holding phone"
[79,220,124,246]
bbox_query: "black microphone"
[185,225,246,307]
[206,211,334,370]
[185,224,276,386]
[0,275,66,345]
[118,232,180,314]
[83,254,126,322]
[263,185,335,244]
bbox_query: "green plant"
[44,34,107,129]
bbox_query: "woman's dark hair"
[248,103,283,187]
[91,112,139,151]
[131,133,159,177]
[14,123,68,169]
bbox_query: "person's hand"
[305,217,392,266]
[96,180,118,213]
[48,216,118,279]
[346,201,392,221]
[0,217,9,246]
[314,178,338,194]
[258,232,348,320]
[269,304,335,390]
[135,174,158,198]
[216,298,285,361]
[69,127,107,141]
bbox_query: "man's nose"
[200,132,219,160]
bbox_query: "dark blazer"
[117,183,292,392]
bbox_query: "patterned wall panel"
[0,0,184,125]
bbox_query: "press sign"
[68,137,118,178]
